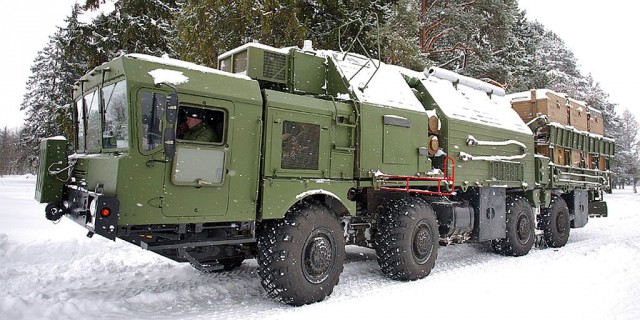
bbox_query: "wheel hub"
[517,214,532,243]
[303,231,335,284]
[556,212,568,232]
[413,222,433,263]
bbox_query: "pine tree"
[110,0,181,57]
[19,41,65,171]
[378,0,424,69]
[419,0,516,75]
[176,0,250,67]
[614,109,640,191]
[176,1,396,67]
[498,11,549,91]
[18,5,88,172]
[0,127,16,176]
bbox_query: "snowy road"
[1,176,639,320]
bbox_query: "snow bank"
[1,177,639,319]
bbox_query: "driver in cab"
[179,107,217,142]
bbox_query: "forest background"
[0,0,638,189]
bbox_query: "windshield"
[103,81,128,149]
[78,80,128,152]
[140,91,165,152]
[85,90,101,151]
[75,99,85,151]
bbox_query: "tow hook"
[45,201,67,221]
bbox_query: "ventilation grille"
[263,51,287,81]
[281,121,319,170]
[489,161,524,182]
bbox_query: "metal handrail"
[378,156,456,196]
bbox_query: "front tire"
[539,196,570,247]
[374,197,438,281]
[256,201,345,306]
[492,195,535,256]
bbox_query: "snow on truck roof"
[418,67,532,135]
[127,53,251,82]
[324,51,427,113]
[130,45,529,135]
[322,50,530,134]
[507,89,588,107]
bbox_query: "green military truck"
[36,41,614,306]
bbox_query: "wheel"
[374,197,438,281]
[539,196,570,248]
[256,201,345,306]
[491,195,535,256]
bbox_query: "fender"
[260,178,356,220]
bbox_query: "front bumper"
[46,188,119,241]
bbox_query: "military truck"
[36,41,614,306]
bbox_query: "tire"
[539,196,570,248]
[256,201,345,306]
[491,195,535,256]
[374,197,438,281]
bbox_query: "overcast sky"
[1,1,637,130]
[0,0,78,129]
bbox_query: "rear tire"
[492,195,535,256]
[374,197,438,281]
[539,196,570,248]
[256,201,345,306]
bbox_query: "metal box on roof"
[510,89,570,125]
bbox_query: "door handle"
[195,179,212,186]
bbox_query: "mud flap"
[469,187,506,241]
[589,201,608,218]
[566,190,588,228]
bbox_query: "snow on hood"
[418,68,532,135]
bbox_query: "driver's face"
[186,117,202,128]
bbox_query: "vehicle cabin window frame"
[84,89,102,152]
[139,90,167,154]
[75,79,128,153]
[171,105,228,187]
[176,105,227,145]
[75,98,86,152]
[102,81,129,150]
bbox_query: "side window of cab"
[176,106,226,144]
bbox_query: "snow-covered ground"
[1,175,639,320]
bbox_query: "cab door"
[161,95,233,218]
